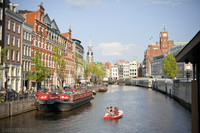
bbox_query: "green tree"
[52,46,66,89]
[0,48,7,82]
[163,54,178,79]
[83,59,90,81]
[94,64,105,83]
[74,53,79,88]
[26,51,49,90]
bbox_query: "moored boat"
[36,90,93,112]
[99,87,108,92]
[104,110,123,120]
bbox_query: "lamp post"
[186,65,191,82]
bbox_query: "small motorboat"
[99,87,108,92]
[92,90,96,95]
[104,110,123,120]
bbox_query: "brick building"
[143,25,174,77]
[20,2,74,89]
[4,1,24,91]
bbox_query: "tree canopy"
[84,63,105,84]
[26,51,49,89]
[163,54,178,79]
[52,45,66,89]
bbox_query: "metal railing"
[0,92,36,103]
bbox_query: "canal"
[0,85,191,133]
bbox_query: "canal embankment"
[124,78,191,111]
[0,99,36,119]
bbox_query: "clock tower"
[160,25,169,54]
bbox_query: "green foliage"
[26,51,49,88]
[163,54,178,79]
[52,46,66,89]
[74,53,79,88]
[86,63,105,84]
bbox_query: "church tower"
[86,40,94,64]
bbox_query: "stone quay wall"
[124,78,191,110]
[0,99,36,119]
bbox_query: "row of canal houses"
[0,0,74,91]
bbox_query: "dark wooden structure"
[176,31,200,133]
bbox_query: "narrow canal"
[0,85,191,133]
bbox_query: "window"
[0,0,3,3]
[11,50,14,60]
[26,46,28,56]
[23,46,25,55]
[12,22,15,32]
[11,36,15,46]
[29,47,31,56]
[16,38,20,47]
[0,8,2,20]
[6,34,10,45]
[37,37,39,47]
[16,51,19,61]
[6,19,10,30]
[17,24,20,33]
[23,31,26,39]
[33,36,35,46]
[6,50,9,60]
[0,25,2,40]
[29,33,31,41]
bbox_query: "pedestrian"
[46,87,49,92]
[23,86,27,93]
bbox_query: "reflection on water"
[0,85,191,133]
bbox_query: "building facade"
[22,22,32,90]
[111,64,118,80]
[143,25,174,77]
[20,2,74,88]
[4,1,24,91]
[0,0,5,88]
[72,38,84,82]
[129,60,138,78]
[149,43,192,79]
[123,62,129,79]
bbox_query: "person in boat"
[114,107,119,116]
[105,107,110,114]
[109,106,114,116]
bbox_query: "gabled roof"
[44,14,51,26]
[61,32,71,40]
[20,10,40,27]
[51,19,60,33]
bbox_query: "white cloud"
[142,0,191,6]
[65,0,104,7]
[95,42,138,56]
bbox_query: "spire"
[68,25,71,32]
[89,39,92,47]
[38,0,44,10]
[162,25,166,31]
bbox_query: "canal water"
[0,85,191,133]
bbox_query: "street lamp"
[4,64,9,90]
[186,65,191,82]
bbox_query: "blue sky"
[11,0,200,63]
